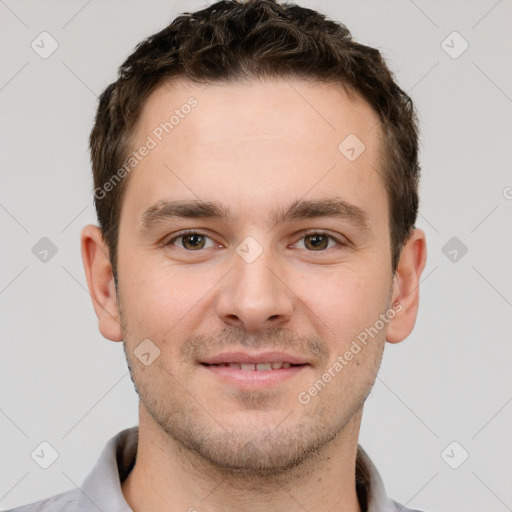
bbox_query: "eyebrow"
[141,197,371,232]
[141,200,232,229]
[271,198,370,232]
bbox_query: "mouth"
[202,361,301,371]
[200,351,310,388]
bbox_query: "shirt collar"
[78,426,399,512]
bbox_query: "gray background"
[1,0,511,510]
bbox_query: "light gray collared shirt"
[6,427,425,512]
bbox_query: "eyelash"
[296,230,348,250]
[165,230,218,250]
[165,229,348,251]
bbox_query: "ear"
[81,224,123,342]
[386,228,427,344]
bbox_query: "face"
[116,78,395,472]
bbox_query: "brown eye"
[181,234,206,250]
[168,232,214,250]
[304,234,330,250]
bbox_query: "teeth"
[209,361,299,370]
[218,362,295,371]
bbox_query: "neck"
[122,403,364,512]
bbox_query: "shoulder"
[2,488,79,512]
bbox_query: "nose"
[215,247,294,332]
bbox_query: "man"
[9,0,427,510]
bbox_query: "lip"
[201,363,308,389]
[200,351,310,390]
[201,351,308,365]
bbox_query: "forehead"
[123,77,386,228]
[136,77,381,150]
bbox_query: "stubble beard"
[122,338,379,483]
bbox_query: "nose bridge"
[217,240,294,330]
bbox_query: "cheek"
[293,263,389,341]
[118,256,222,337]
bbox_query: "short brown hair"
[90,0,420,279]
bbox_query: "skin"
[81,77,427,512]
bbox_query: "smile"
[202,362,298,371]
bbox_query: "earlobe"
[386,228,427,344]
[80,224,123,342]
